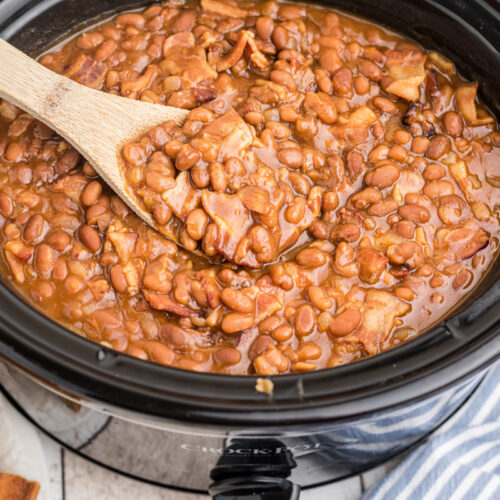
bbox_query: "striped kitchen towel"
[363,360,500,500]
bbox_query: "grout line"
[61,448,66,500]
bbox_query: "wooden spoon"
[0,38,193,249]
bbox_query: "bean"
[395,220,415,239]
[394,130,411,144]
[284,197,306,223]
[423,180,454,198]
[209,162,227,192]
[307,286,332,310]
[202,223,218,256]
[221,313,254,334]
[272,26,289,50]
[81,181,102,206]
[221,288,255,314]
[122,143,146,166]
[443,111,463,137]
[296,248,327,267]
[145,171,174,192]
[373,96,397,114]
[422,164,444,182]
[295,304,316,336]
[24,215,44,243]
[250,226,274,262]
[186,208,208,241]
[411,136,430,155]
[76,32,103,49]
[358,58,382,81]
[35,243,55,278]
[5,142,25,162]
[277,148,304,168]
[110,265,127,293]
[368,198,398,216]
[115,13,145,28]
[427,135,451,159]
[329,308,362,337]
[320,48,342,73]
[365,163,400,189]
[0,193,13,217]
[175,144,200,170]
[272,324,292,342]
[296,343,322,361]
[256,16,275,39]
[214,347,241,366]
[398,204,431,223]
[56,148,80,174]
[270,70,296,92]
[46,230,71,251]
[78,224,102,252]
[172,10,195,33]
[332,67,353,97]
[354,75,370,94]
[249,335,274,361]
[147,341,175,366]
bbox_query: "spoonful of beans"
[0,38,197,252]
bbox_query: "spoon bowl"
[0,38,193,250]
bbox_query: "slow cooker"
[0,0,499,498]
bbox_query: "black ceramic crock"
[0,0,499,498]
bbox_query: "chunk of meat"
[212,30,269,71]
[354,290,411,354]
[384,49,426,101]
[198,109,253,160]
[434,219,489,265]
[202,190,252,261]
[143,290,197,317]
[162,172,201,220]
[201,0,248,18]
[49,174,89,203]
[162,32,217,85]
[107,221,138,262]
[455,84,494,126]
[331,106,378,144]
[63,55,107,89]
[356,246,388,284]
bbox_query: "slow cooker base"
[0,362,484,493]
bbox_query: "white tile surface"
[39,432,64,500]
[64,450,206,500]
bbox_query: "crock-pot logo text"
[180,443,321,455]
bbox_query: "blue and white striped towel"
[362,361,500,500]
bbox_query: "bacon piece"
[354,290,411,355]
[162,32,217,85]
[49,174,89,203]
[198,109,253,160]
[455,84,494,126]
[331,106,378,144]
[356,247,388,284]
[434,219,490,264]
[202,190,252,261]
[143,290,196,317]
[384,49,426,101]
[107,221,138,262]
[162,171,201,220]
[201,0,248,18]
[63,55,106,89]
[213,30,269,71]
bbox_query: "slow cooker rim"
[0,0,499,425]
